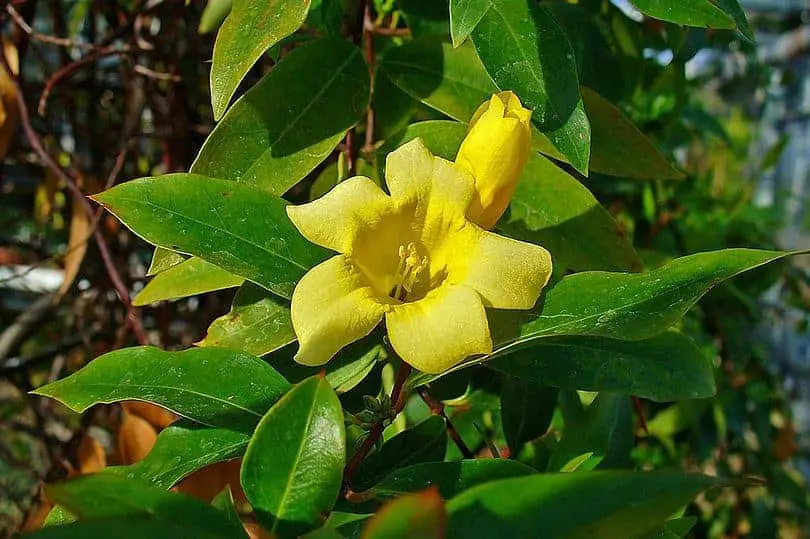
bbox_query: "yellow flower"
[286,139,552,374]
[455,91,532,230]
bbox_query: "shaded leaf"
[583,87,683,180]
[488,331,715,402]
[500,378,557,453]
[210,0,311,119]
[199,0,232,34]
[446,471,719,537]
[241,376,345,537]
[197,282,295,357]
[93,174,329,299]
[147,247,185,276]
[33,346,290,432]
[46,475,247,538]
[133,257,244,306]
[361,489,446,539]
[548,393,633,471]
[197,38,369,193]
[352,416,447,491]
[367,459,534,501]
[25,517,235,538]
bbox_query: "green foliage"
[26,1,810,538]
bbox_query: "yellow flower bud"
[455,91,532,230]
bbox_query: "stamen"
[389,243,428,302]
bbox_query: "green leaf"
[133,257,244,306]
[147,248,186,276]
[583,87,683,180]
[361,489,447,539]
[32,346,290,432]
[643,517,698,539]
[715,0,754,43]
[122,420,249,489]
[241,376,345,538]
[210,0,311,119]
[547,393,633,472]
[197,283,295,357]
[398,0,450,38]
[196,38,369,193]
[380,39,497,125]
[93,174,329,299]
[211,486,243,531]
[446,471,719,537]
[450,0,491,48]
[367,460,534,500]
[379,120,639,272]
[629,0,735,29]
[503,152,642,273]
[500,378,557,453]
[494,249,800,353]
[471,0,590,173]
[199,0,232,34]
[488,331,715,402]
[46,475,247,538]
[352,416,447,491]
[25,517,235,538]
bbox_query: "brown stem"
[344,361,412,483]
[0,50,148,346]
[632,396,648,435]
[418,388,474,459]
[362,3,375,154]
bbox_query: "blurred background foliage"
[1,0,810,537]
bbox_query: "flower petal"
[386,285,491,373]
[447,226,553,310]
[292,255,386,366]
[286,176,394,253]
[384,138,435,201]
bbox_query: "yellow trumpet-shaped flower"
[456,91,532,230]
[286,138,552,374]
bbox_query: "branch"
[418,387,474,459]
[0,51,148,346]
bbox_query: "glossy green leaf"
[241,376,345,537]
[489,331,715,402]
[367,459,534,500]
[93,174,329,299]
[380,120,641,273]
[583,87,683,180]
[199,0,232,34]
[33,346,290,432]
[122,420,249,489]
[361,489,446,539]
[197,283,295,357]
[196,38,369,193]
[210,0,311,119]
[450,0,491,48]
[398,0,450,37]
[352,416,447,491]
[548,393,633,472]
[147,248,185,276]
[493,249,800,355]
[629,0,735,29]
[133,257,244,306]
[46,475,246,538]
[446,471,719,537]
[471,0,590,173]
[500,378,557,453]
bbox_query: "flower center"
[389,242,428,302]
